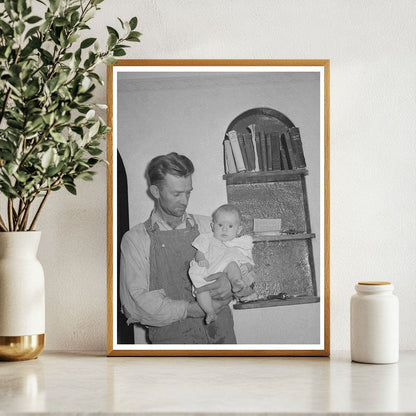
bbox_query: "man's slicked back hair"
[146,152,194,186]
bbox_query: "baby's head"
[211,204,243,242]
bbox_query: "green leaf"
[88,120,100,138]
[0,141,14,152]
[14,171,28,183]
[106,26,119,39]
[42,112,55,125]
[70,11,80,26]
[129,16,138,30]
[0,183,18,198]
[75,93,93,104]
[68,33,80,44]
[41,148,54,169]
[25,117,44,134]
[126,31,141,42]
[63,146,70,160]
[87,158,100,166]
[113,47,126,57]
[87,147,102,156]
[7,119,24,129]
[16,21,25,35]
[54,17,69,27]
[24,25,40,39]
[22,4,32,17]
[85,109,95,120]
[103,56,117,65]
[4,1,16,20]
[59,29,67,47]
[82,8,95,23]
[49,0,60,13]
[0,20,13,35]
[80,37,96,49]
[117,17,125,29]
[107,33,117,49]
[17,0,26,13]
[26,15,42,24]
[23,83,39,98]
[64,183,77,195]
[48,76,60,92]
[5,162,18,176]
[77,171,95,181]
[45,164,62,177]
[50,131,67,143]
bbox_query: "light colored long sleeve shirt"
[119,211,212,327]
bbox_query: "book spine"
[243,133,255,171]
[223,139,237,174]
[288,127,306,168]
[255,133,263,171]
[281,131,296,169]
[226,130,246,172]
[247,124,260,171]
[237,133,249,171]
[259,131,268,171]
[270,132,281,170]
[266,133,273,171]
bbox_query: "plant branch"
[20,199,33,231]
[0,88,13,125]
[14,199,24,231]
[29,189,50,231]
[7,199,14,231]
[0,213,8,232]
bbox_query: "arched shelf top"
[224,107,295,140]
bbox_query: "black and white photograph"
[107,60,330,356]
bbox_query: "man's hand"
[186,296,231,318]
[186,301,204,318]
[195,272,232,301]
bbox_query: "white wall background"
[35,0,416,351]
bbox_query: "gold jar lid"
[358,281,391,285]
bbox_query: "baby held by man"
[188,204,258,324]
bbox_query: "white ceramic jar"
[350,281,399,364]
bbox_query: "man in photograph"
[119,152,248,344]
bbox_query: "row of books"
[223,124,306,174]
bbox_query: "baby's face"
[212,211,242,242]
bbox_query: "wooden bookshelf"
[223,168,308,185]
[223,108,318,309]
[234,295,320,310]
[252,233,316,242]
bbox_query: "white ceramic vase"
[0,231,45,361]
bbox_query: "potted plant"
[0,0,140,360]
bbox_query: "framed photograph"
[107,60,330,356]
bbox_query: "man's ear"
[237,225,243,235]
[149,184,160,200]
[210,222,214,232]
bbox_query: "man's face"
[153,174,193,218]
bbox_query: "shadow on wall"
[117,151,134,344]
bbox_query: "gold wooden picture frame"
[107,60,330,356]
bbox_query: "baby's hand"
[198,259,210,268]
